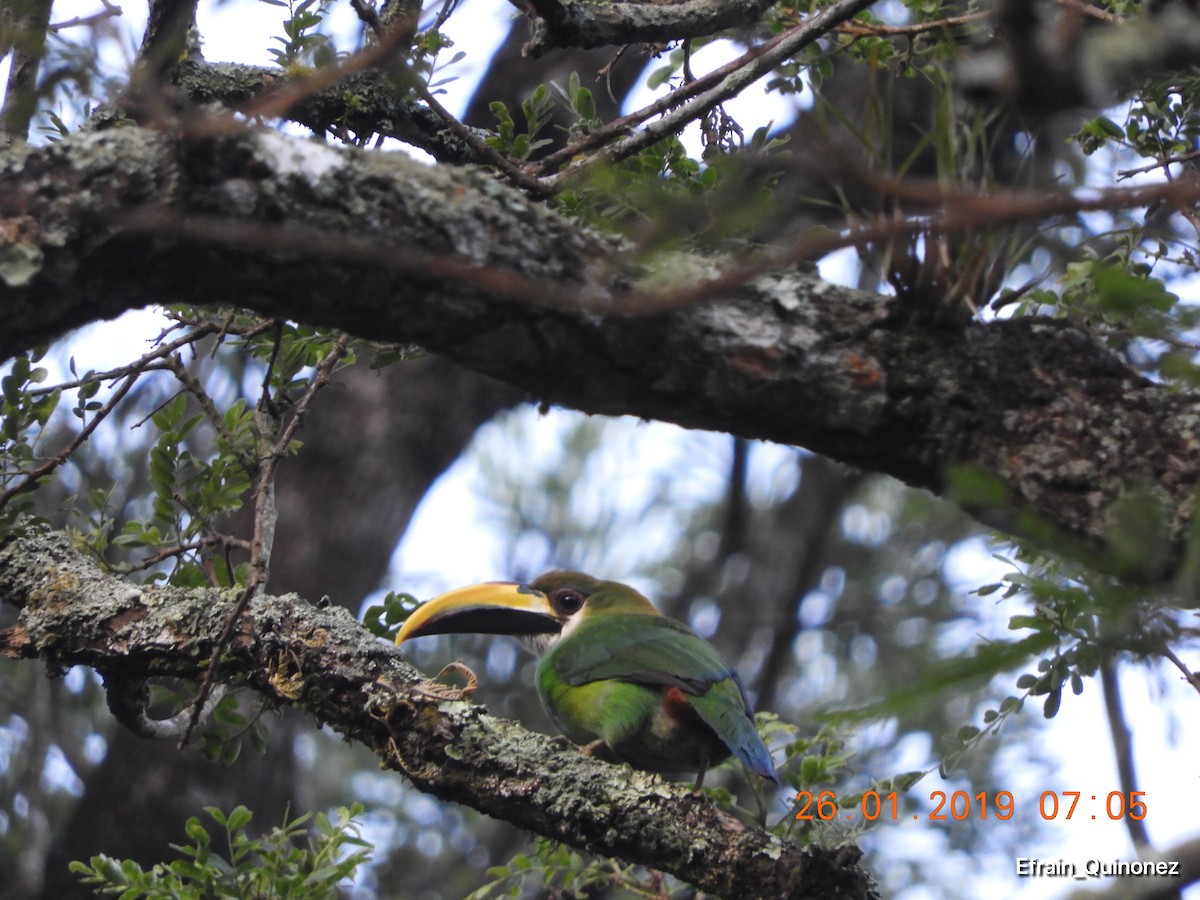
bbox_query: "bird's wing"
[552,614,733,693]
[551,615,778,781]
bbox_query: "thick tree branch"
[522,0,778,57]
[0,527,876,899]
[170,59,482,162]
[2,125,1200,578]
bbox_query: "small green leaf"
[226,806,253,833]
[1043,688,1062,718]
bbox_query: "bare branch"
[835,10,987,37]
[1158,642,1200,697]
[49,0,123,33]
[1098,651,1151,851]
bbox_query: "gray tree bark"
[2,123,1196,579]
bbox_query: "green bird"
[395,571,778,785]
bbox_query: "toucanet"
[395,570,778,785]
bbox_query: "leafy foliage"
[262,0,339,70]
[70,805,371,898]
[363,590,422,640]
[468,839,649,900]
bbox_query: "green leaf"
[646,64,675,91]
[1042,688,1062,718]
[799,754,823,784]
[184,817,211,844]
[225,805,253,833]
[1091,262,1177,316]
[1008,614,1047,632]
[572,86,596,121]
[151,393,186,431]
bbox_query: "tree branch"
[0,526,877,899]
[544,0,880,179]
[1098,651,1151,852]
[170,58,484,162]
[3,125,1200,578]
[1,0,54,141]
[523,0,779,57]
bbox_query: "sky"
[6,0,1200,896]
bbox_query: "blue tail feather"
[691,681,779,783]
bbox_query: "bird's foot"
[411,661,479,701]
[578,738,607,757]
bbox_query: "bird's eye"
[551,588,585,616]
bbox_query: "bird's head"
[394,570,659,655]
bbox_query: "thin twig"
[180,332,352,747]
[129,387,187,430]
[112,536,252,574]
[30,321,224,397]
[49,0,122,32]
[1117,149,1200,179]
[416,81,550,196]
[30,361,173,398]
[539,0,879,185]
[258,323,284,414]
[834,10,987,38]
[531,26,788,175]
[166,355,252,468]
[608,174,1200,316]
[430,0,462,31]
[1056,0,1122,24]
[1158,641,1200,697]
[270,333,352,458]
[0,373,140,513]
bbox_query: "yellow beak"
[394,581,563,645]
